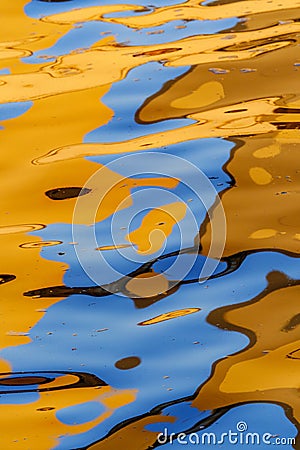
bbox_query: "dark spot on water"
[224,108,248,113]
[133,48,181,57]
[0,274,16,285]
[274,108,300,114]
[24,285,110,298]
[282,313,300,332]
[115,356,141,370]
[45,187,91,200]
[0,371,107,394]
[37,407,55,411]
[0,376,50,386]
[287,348,300,359]
[275,122,300,130]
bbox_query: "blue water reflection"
[2,249,300,448]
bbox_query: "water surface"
[0,0,300,448]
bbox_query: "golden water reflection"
[1,0,300,447]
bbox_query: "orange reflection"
[88,415,175,450]
[0,83,114,371]
[127,202,187,255]
[194,272,300,424]
[0,1,141,73]
[42,4,147,26]
[37,97,283,163]
[139,307,200,325]
[100,0,300,29]
[200,130,300,256]
[1,21,299,103]
[0,373,136,449]
[0,0,185,378]
[125,271,171,298]
[0,0,71,74]
[107,23,300,257]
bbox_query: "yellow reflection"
[37,97,281,163]
[139,308,200,325]
[100,0,300,29]
[0,2,144,74]
[126,272,170,298]
[249,229,277,239]
[201,131,300,256]
[221,340,300,393]
[114,15,298,258]
[171,81,224,109]
[0,377,136,449]
[19,240,62,249]
[93,177,179,224]
[0,1,72,74]
[88,415,175,450]
[253,143,281,158]
[194,274,300,423]
[42,4,147,25]
[136,41,300,124]
[95,244,131,251]
[0,232,68,371]
[0,224,45,235]
[0,85,180,373]
[1,21,299,103]
[0,75,112,375]
[126,202,187,254]
[1,0,300,446]
[1,87,113,226]
[249,167,273,185]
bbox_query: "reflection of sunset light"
[1,0,300,448]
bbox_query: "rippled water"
[1,0,300,448]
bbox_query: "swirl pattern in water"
[0,0,300,448]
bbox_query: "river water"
[0,0,300,448]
